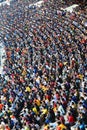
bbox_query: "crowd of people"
[0,0,87,130]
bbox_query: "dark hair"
[79,119,83,124]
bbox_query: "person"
[78,119,85,130]
[56,120,67,130]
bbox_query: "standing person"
[78,120,85,130]
[56,120,67,130]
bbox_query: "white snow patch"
[62,4,79,12]
[0,43,6,75]
[29,0,44,8]
[0,0,11,6]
